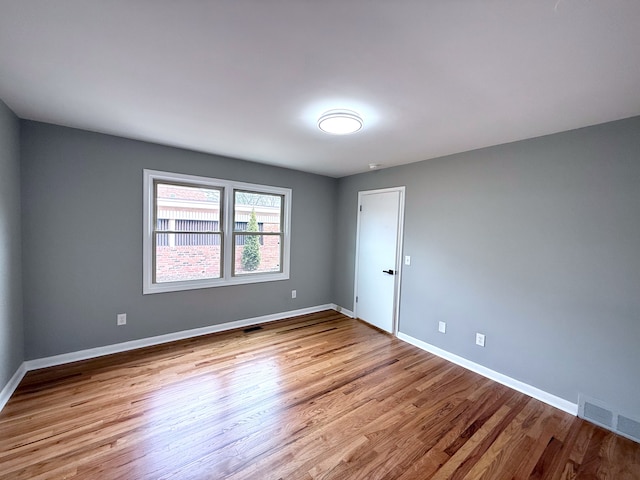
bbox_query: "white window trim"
[143,169,291,294]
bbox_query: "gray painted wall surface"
[334,116,640,418]
[21,121,336,359]
[0,100,24,389]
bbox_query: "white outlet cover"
[404,255,411,266]
[291,290,297,298]
[117,313,127,325]
[438,321,446,333]
[475,333,486,347]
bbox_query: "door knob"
[383,269,395,275]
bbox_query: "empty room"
[1,1,639,479]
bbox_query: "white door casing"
[354,187,405,334]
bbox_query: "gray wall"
[0,100,24,389]
[334,116,640,418]
[21,121,336,359]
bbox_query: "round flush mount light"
[317,109,363,135]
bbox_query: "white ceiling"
[1,1,639,177]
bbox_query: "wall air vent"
[583,400,614,428]
[578,394,640,444]
[617,415,640,443]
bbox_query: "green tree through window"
[241,209,261,271]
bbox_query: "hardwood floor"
[1,311,638,479]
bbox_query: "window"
[233,190,283,276]
[143,170,291,294]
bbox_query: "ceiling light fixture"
[317,109,363,135]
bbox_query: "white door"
[355,187,404,333]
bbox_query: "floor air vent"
[578,394,640,444]
[243,326,263,334]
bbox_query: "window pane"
[234,191,282,232]
[156,183,221,227]
[155,182,222,282]
[233,234,281,275]
[155,236,221,282]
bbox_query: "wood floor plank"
[0,310,637,479]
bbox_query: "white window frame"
[143,169,291,294]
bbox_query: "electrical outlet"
[291,290,297,299]
[117,313,127,326]
[475,333,486,347]
[438,321,446,333]
[404,255,411,266]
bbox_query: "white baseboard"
[0,363,27,413]
[25,304,337,371]
[331,304,355,318]
[397,332,578,416]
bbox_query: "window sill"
[143,271,290,295]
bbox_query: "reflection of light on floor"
[229,356,282,396]
[129,356,282,476]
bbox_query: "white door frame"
[353,186,406,335]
